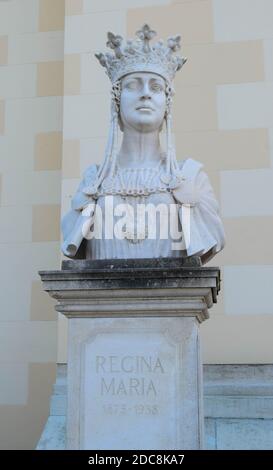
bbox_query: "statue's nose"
[140,83,152,100]
[140,92,152,100]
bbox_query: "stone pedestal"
[39,257,220,450]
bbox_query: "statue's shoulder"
[177,158,204,180]
[82,164,99,183]
[71,164,98,211]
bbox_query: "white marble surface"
[67,316,203,450]
[82,327,176,449]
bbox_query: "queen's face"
[120,72,167,133]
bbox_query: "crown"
[95,24,187,84]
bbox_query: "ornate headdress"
[95,24,187,84]
[88,25,187,195]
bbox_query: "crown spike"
[106,32,123,58]
[95,24,187,83]
[167,35,181,52]
[136,24,157,52]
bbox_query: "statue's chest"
[94,192,180,244]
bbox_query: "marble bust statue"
[62,25,225,264]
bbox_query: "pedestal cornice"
[39,257,221,323]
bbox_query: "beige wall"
[1,0,273,449]
[0,0,64,449]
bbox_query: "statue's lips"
[136,106,154,111]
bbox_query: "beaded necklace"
[100,159,169,197]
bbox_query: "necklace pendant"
[123,227,148,244]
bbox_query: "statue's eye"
[124,80,140,90]
[150,82,164,92]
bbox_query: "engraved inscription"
[96,355,164,398]
[82,331,176,449]
[103,403,159,416]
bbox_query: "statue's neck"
[118,128,163,169]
